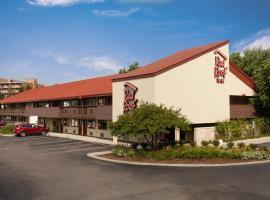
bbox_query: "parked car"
[14,123,49,137]
[0,121,7,128]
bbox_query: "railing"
[0,108,26,116]
[24,107,61,118]
[0,105,112,120]
[60,105,112,120]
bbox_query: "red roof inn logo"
[123,82,138,113]
[214,49,227,84]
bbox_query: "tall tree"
[119,62,140,74]
[230,48,270,113]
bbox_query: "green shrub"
[241,151,269,160]
[0,124,15,135]
[190,141,196,147]
[201,141,209,147]
[237,142,246,149]
[213,140,220,147]
[112,145,135,157]
[227,141,235,149]
[249,144,257,150]
[215,118,270,142]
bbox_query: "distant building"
[0,78,42,98]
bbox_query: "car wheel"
[20,132,26,137]
[41,131,47,136]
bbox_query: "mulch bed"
[100,153,268,164]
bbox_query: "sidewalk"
[224,136,270,146]
[48,132,118,146]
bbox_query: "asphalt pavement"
[0,135,270,200]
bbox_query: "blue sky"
[1,0,270,85]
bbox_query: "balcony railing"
[60,105,112,120]
[0,108,26,116]
[0,105,112,120]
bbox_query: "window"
[98,120,107,130]
[71,119,78,127]
[63,101,70,107]
[70,100,79,107]
[87,119,96,129]
[63,119,70,126]
[85,98,97,107]
[98,97,106,106]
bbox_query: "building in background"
[0,78,43,99]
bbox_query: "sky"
[0,0,270,85]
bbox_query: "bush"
[237,142,246,149]
[241,151,269,160]
[249,144,257,150]
[215,118,270,142]
[201,141,209,147]
[227,141,235,149]
[112,145,135,157]
[213,140,220,147]
[190,141,196,147]
[0,124,15,135]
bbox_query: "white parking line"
[31,139,80,146]
[33,142,93,149]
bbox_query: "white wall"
[112,43,255,125]
[112,77,155,121]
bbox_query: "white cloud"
[78,55,122,71]
[33,49,123,71]
[116,0,170,3]
[233,28,270,52]
[92,7,140,17]
[27,0,104,7]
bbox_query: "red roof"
[0,40,255,104]
[113,40,229,81]
[229,62,256,90]
[0,75,119,104]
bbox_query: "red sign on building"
[214,50,227,84]
[123,82,138,113]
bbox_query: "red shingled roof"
[0,40,254,105]
[0,75,119,104]
[113,40,229,81]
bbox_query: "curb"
[0,134,15,137]
[86,151,270,167]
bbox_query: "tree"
[109,102,190,149]
[119,62,140,74]
[230,48,270,113]
[0,93,4,100]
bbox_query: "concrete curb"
[86,151,270,167]
[0,134,15,137]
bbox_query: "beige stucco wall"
[113,44,255,124]
[112,77,155,121]
[155,44,254,124]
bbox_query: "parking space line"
[32,142,92,149]
[31,139,81,146]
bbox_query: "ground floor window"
[87,119,96,129]
[71,119,78,127]
[98,120,107,130]
[63,118,70,126]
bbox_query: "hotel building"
[0,40,257,144]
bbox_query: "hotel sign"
[123,82,138,113]
[214,50,227,84]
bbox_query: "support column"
[175,127,180,142]
[113,136,118,144]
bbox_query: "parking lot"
[1,135,270,200]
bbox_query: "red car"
[0,121,7,128]
[14,123,49,137]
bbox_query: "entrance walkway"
[48,132,118,146]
